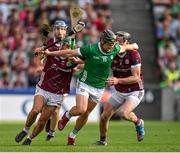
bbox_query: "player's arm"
[38,54,47,70]
[28,54,44,74]
[69,56,84,64]
[107,66,141,85]
[125,43,139,50]
[35,44,89,58]
[36,48,80,57]
[119,41,139,53]
[119,65,141,84]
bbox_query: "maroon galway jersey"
[38,39,74,94]
[111,50,144,93]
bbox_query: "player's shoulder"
[129,49,140,56]
[85,42,99,51]
[79,43,98,56]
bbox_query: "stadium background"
[0,0,180,120]
[0,0,180,152]
[1,0,180,121]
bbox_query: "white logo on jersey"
[93,56,100,60]
[125,59,129,64]
[102,56,107,62]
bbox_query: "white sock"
[27,135,32,141]
[136,119,143,126]
[65,111,71,119]
[69,128,79,139]
[48,130,55,136]
[23,127,30,133]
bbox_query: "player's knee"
[52,109,59,117]
[119,110,129,119]
[76,107,87,115]
[101,114,109,122]
[82,111,91,118]
[79,109,86,115]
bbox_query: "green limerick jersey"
[78,42,121,89]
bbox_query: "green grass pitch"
[0,121,180,152]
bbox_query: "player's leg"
[69,81,90,115]
[117,90,145,141]
[22,105,56,145]
[46,96,64,140]
[67,98,97,145]
[58,94,89,130]
[70,94,90,116]
[22,90,63,145]
[117,100,138,122]
[58,82,90,131]
[15,95,45,143]
[67,85,105,145]
[45,118,51,133]
[25,95,45,128]
[46,106,60,141]
[95,102,118,146]
[96,90,125,145]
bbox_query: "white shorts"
[35,86,64,107]
[76,81,104,103]
[109,90,144,108]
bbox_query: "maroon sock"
[135,118,140,125]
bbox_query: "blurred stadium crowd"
[1,0,180,91]
[0,0,112,88]
[153,0,180,92]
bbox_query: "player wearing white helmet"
[15,20,78,145]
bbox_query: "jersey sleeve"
[131,50,141,68]
[78,44,91,58]
[113,44,121,54]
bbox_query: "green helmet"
[100,29,117,43]
[116,31,131,42]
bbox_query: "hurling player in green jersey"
[95,31,145,146]
[35,29,139,145]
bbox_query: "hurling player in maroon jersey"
[95,31,145,146]
[15,20,76,145]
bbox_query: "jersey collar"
[118,52,127,58]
